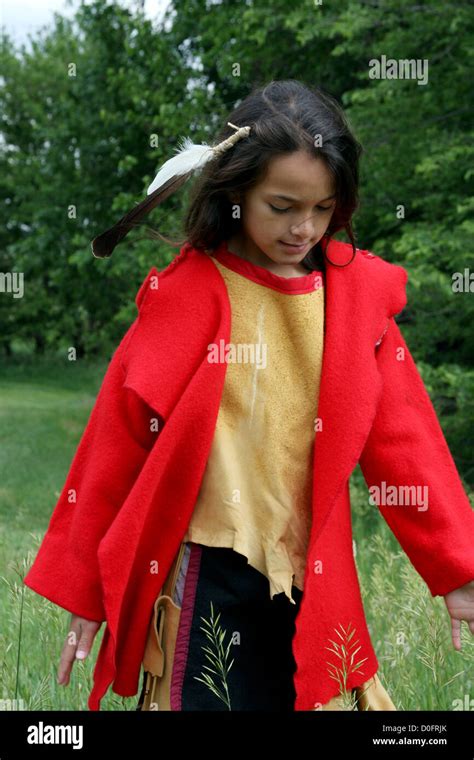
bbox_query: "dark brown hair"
[177,79,363,271]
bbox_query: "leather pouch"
[139,542,187,711]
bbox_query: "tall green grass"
[1,358,472,710]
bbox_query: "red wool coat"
[24,238,474,711]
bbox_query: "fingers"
[57,625,81,686]
[451,617,462,651]
[57,618,100,686]
[75,625,96,662]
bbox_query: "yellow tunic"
[183,247,325,604]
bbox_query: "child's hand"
[443,580,474,650]
[57,614,101,686]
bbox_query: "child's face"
[228,150,337,271]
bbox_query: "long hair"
[181,79,363,271]
[92,79,363,269]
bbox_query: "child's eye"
[269,204,291,214]
[269,204,333,214]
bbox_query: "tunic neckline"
[210,239,324,295]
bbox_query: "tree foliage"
[1,0,472,479]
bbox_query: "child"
[24,79,474,712]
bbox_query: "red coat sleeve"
[359,316,474,597]
[23,318,156,622]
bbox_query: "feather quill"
[91,173,190,258]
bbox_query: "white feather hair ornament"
[91,122,251,258]
[146,137,212,195]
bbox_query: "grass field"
[1,357,473,711]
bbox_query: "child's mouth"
[278,240,311,254]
